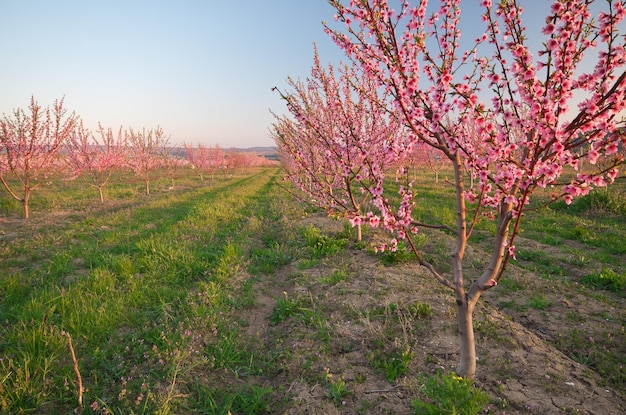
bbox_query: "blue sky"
[1,1,622,148]
[0,1,342,148]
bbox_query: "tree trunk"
[356,223,362,242]
[23,188,31,219]
[145,179,150,196]
[456,298,477,379]
[98,186,105,203]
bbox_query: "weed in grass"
[205,330,256,375]
[212,242,244,282]
[528,293,551,310]
[301,225,348,258]
[497,275,523,292]
[540,234,561,246]
[370,347,413,383]
[190,384,273,415]
[408,301,433,318]
[250,242,292,274]
[298,308,331,345]
[581,268,626,293]
[412,372,490,415]
[230,277,258,308]
[553,188,626,216]
[554,328,625,387]
[377,240,415,265]
[573,225,596,244]
[320,268,349,285]
[295,258,319,269]
[325,368,352,406]
[269,292,301,325]
[498,299,517,309]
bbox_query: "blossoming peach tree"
[65,122,127,202]
[271,47,410,241]
[277,0,625,380]
[0,96,78,218]
[125,126,170,196]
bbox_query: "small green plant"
[325,368,352,406]
[528,293,550,310]
[581,268,626,293]
[269,292,300,325]
[295,258,319,269]
[205,329,256,374]
[320,268,349,285]
[370,347,413,383]
[250,242,292,274]
[553,189,626,216]
[412,372,490,415]
[191,384,273,415]
[377,240,415,265]
[300,225,347,258]
[408,301,433,318]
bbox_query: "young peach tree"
[0,96,78,218]
[306,0,626,380]
[125,126,170,196]
[272,47,409,241]
[65,122,127,202]
[184,143,227,181]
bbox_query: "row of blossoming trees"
[271,0,625,380]
[0,96,275,218]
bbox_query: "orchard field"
[0,166,625,414]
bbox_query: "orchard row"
[0,96,276,218]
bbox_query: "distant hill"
[226,146,279,160]
[169,146,279,161]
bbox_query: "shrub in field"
[275,0,626,380]
[0,96,78,218]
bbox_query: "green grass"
[300,224,349,258]
[581,268,626,293]
[1,166,624,413]
[187,384,273,415]
[370,346,413,383]
[0,167,292,414]
[412,372,491,415]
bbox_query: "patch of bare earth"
[235,212,624,414]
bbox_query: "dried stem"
[65,331,83,414]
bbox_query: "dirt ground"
[238,212,625,414]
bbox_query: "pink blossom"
[605,142,618,155]
[543,24,555,35]
[369,215,381,227]
[349,216,362,227]
[507,245,516,260]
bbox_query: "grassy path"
[0,168,299,414]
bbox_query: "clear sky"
[1,2,622,149]
[0,0,343,148]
